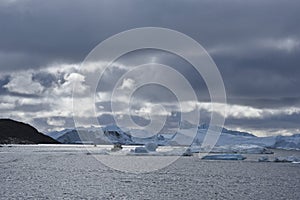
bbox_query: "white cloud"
[51,72,88,96]
[196,102,300,119]
[0,102,15,109]
[4,72,44,95]
[261,37,300,52]
[133,102,169,117]
[208,37,300,56]
[47,118,65,126]
[81,61,129,73]
[1,60,300,135]
[119,78,135,90]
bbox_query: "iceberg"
[128,146,192,156]
[273,134,300,150]
[133,146,149,153]
[274,156,300,163]
[258,156,270,162]
[192,144,273,154]
[130,143,158,154]
[202,154,246,160]
[258,156,300,162]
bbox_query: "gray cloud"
[0,0,300,134]
[225,112,300,136]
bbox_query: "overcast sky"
[0,0,300,136]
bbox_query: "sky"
[0,0,300,136]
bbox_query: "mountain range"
[46,122,300,150]
[0,118,299,150]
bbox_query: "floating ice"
[127,146,192,156]
[202,154,246,160]
[274,156,300,163]
[133,146,148,153]
[192,144,273,154]
[258,156,270,162]
[257,156,300,162]
[273,134,300,150]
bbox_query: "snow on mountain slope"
[273,134,300,150]
[47,129,73,140]
[103,125,133,145]
[172,125,275,147]
[132,133,177,146]
[59,130,110,144]
[47,123,300,150]
[48,125,176,145]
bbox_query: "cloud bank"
[0,0,300,136]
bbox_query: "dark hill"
[0,119,59,144]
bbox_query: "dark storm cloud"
[0,0,163,71]
[225,112,300,136]
[32,72,57,88]
[215,47,300,108]
[97,114,115,125]
[97,66,128,92]
[97,113,150,127]
[100,49,210,102]
[1,0,299,71]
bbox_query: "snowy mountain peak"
[196,123,255,137]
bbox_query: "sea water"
[0,145,300,199]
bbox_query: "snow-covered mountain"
[173,124,300,150]
[47,123,300,150]
[47,129,73,140]
[53,128,110,144]
[47,125,177,145]
[273,134,300,150]
[172,124,276,147]
[102,125,133,145]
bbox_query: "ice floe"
[191,144,273,154]
[202,154,246,160]
[258,156,300,162]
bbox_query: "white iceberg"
[192,144,273,154]
[258,156,270,162]
[202,154,246,160]
[258,156,300,162]
[273,134,300,150]
[274,156,300,163]
[129,143,158,154]
[128,146,192,156]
